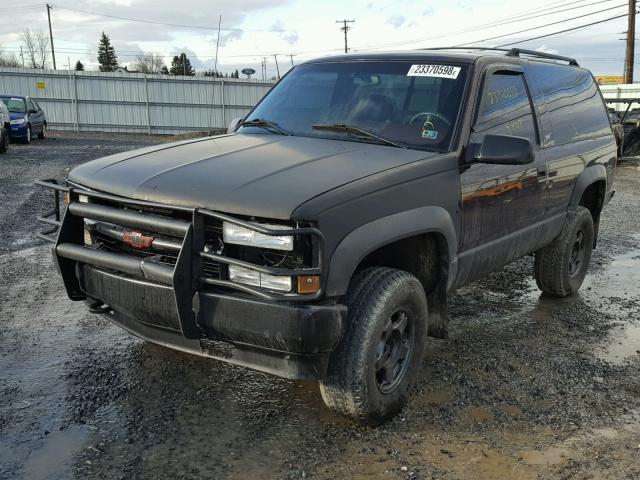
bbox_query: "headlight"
[10,118,26,125]
[223,221,293,251]
[228,265,292,292]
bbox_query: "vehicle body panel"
[68,133,434,220]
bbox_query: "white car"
[0,100,9,153]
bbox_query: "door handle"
[537,167,547,178]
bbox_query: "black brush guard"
[35,179,326,340]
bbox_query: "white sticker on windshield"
[407,64,461,79]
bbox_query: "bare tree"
[132,52,164,74]
[0,44,22,68]
[20,29,50,69]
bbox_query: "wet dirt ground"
[1,132,639,480]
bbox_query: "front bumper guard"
[35,179,328,341]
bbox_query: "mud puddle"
[1,136,640,479]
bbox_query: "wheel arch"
[568,165,608,246]
[569,164,607,214]
[325,206,458,298]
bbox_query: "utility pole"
[261,57,267,81]
[624,0,636,83]
[213,14,222,75]
[273,54,280,79]
[46,4,56,69]
[182,53,186,76]
[19,46,25,67]
[289,54,296,68]
[336,19,355,53]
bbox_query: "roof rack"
[421,47,579,66]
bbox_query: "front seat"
[347,94,395,125]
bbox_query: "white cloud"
[0,0,630,77]
[385,15,406,29]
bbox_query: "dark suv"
[37,48,616,421]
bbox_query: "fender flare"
[568,164,607,212]
[324,206,458,297]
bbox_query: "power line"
[3,3,46,10]
[473,0,619,31]
[354,0,609,51]
[52,5,296,32]
[457,3,627,46]
[497,13,629,47]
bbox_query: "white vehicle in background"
[0,100,9,154]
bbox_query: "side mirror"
[471,134,534,165]
[29,109,37,114]
[227,117,243,134]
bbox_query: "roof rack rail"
[505,48,579,66]
[420,46,579,66]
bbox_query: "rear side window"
[471,72,537,144]
[527,64,610,146]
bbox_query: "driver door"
[457,66,546,284]
[27,98,44,134]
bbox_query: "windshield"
[0,97,27,113]
[242,61,468,151]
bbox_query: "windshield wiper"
[312,123,406,149]
[239,118,290,135]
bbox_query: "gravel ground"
[0,132,639,480]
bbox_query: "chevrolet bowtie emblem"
[122,230,154,249]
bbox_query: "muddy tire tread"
[534,206,594,297]
[319,267,427,420]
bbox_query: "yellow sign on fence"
[35,81,46,89]
[595,76,624,85]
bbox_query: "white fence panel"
[600,84,640,112]
[0,68,274,135]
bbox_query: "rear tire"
[319,267,428,422]
[534,206,594,297]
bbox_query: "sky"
[0,0,635,79]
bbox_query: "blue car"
[0,95,47,144]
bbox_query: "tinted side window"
[527,64,611,145]
[471,72,536,144]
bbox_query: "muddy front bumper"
[80,265,344,379]
[35,180,345,380]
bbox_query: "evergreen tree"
[233,69,239,79]
[160,65,169,75]
[75,60,84,71]
[169,53,194,76]
[97,32,118,72]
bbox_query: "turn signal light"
[297,275,320,294]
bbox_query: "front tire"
[534,206,594,297]
[319,267,428,422]
[38,123,46,139]
[24,125,32,144]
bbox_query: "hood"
[9,112,26,121]
[68,133,435,219]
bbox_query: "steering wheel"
[409,111,451,127]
